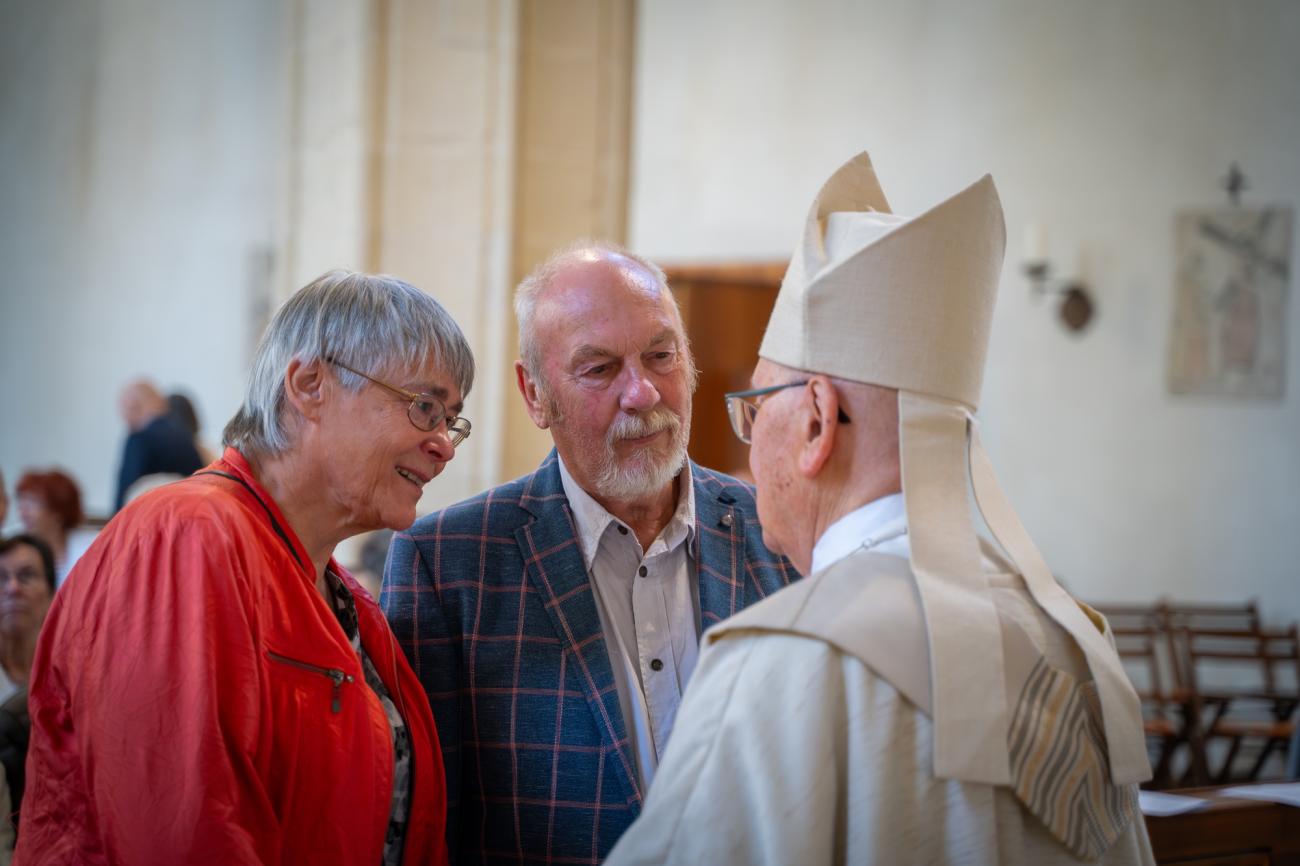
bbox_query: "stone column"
[503,0,635,480]
[368,0,519,506]
[277,0,384,298]
[279,0,634,499]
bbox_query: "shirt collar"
[557,455,696,570]
[810,491,907,575]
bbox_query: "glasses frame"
[723,380,851,444]
[325,357,471,447]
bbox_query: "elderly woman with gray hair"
[17,271,473,866]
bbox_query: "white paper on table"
[1137,790,1211,817]
[1219,783,1300,809]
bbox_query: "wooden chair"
[1094,603,1188,787]
[1161,600,1261,632]
[1176,624,1299,784]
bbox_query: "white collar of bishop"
[810,491,908,575]
[557,454,697,570]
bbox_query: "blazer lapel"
[517,452,642,806]
[692,464,748,629]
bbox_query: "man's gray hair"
[224,269,475,457]
[514,240,677,381]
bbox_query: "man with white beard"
[383,242,796,866]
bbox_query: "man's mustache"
[607,407,680,444]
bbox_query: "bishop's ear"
[796,376,842,478]
[282,357,328,422]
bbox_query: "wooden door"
[665,262,787,480]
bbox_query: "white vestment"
[606,509,1156,866]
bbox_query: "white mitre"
[760,152,1150,787]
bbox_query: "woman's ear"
[796,376,841,478]
[282,357,328,422]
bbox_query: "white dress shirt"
[558,457,701,789]
[810,492,909,574]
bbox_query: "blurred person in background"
[15,470,94,587]
[167,391,219,464]
[114,379,204,511]
[17,270,473,866]
[352,529,394,601]
[0,534,57,846]
[0,471,8,532]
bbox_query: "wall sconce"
[1022,223,1095,333]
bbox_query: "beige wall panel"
[372,0,517,507]
[503,0,634,481]
[279,0,380,294]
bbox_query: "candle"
[1023,222,1048,263]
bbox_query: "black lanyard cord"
[192,470,306,570]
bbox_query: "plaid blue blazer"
[382,451,796,865]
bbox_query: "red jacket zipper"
[267,650,355,712]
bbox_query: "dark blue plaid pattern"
[382,451,796,865]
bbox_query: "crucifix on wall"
[1168,174,1293,399]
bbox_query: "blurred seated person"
[114,379,204,511]
[0,766,11,865]
[0,534,56,842]
[15,470,94,587]
[352,529,394,601]
[167,391,219,465]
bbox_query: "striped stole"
[1008,656,1139,859]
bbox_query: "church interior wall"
[2,0,1297,628]
[1,0,288,518]
[629,0,1300,623]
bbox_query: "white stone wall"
[0,0,287,518]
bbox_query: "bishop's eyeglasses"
[724,380,851,444]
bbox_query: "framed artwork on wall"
[1168,206,1293,399]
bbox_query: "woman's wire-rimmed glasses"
[326,357,471,447]
[723,380,850,444]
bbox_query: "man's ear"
[283,357,328,423]
[796,376,841,479]
[515,361,551,429]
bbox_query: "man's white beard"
[592,406,690,501]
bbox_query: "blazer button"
[719,513,734,529]
[650,658,664,672]
[638,565,648,577]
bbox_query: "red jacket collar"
[211,447,327,584]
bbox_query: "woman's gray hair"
[224,269,475,457]
[514,239,676,383]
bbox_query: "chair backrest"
[1180,625,1299,697]
[1111,626,1173,710]
[1094,604,1172,710]
[1163,600,1261,633]
[1094,603,1163,635]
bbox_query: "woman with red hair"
[15,469,94,586]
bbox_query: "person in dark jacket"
[113,379,204,511]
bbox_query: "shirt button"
[617,525,628,535]
[650,658,664,672]
[638,565,648,577]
